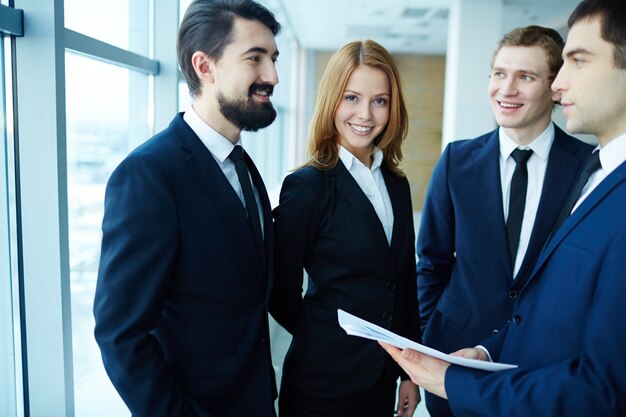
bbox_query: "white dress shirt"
[338,145,394,245]
[499,123,554,277]
[183,105,264,236]
[572,132,626,213]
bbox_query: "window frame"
[11,1,176,415]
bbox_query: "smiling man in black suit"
[94,1,281,416]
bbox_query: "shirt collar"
[183,105,241,162]
[338,145,384,171]
[598,131,626,175]
[498,123,555,162]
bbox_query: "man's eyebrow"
[491,66,541,77]
[243,47,279,57]
[565,47,592,58]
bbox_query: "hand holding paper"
[337,309,517,372]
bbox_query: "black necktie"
[548,151,601,242]
[228,145,265,262]
[506,149,533,265]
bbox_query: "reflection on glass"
[66,52,148,417]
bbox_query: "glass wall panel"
[64,0,151,56]
[1,33,22,417]
[66,52,148,417]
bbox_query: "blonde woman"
[270,39,420,417]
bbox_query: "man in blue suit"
[383,0,626,415]
[417,25,592,417]
[93,1,281,416]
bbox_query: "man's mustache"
[248,83,274,98]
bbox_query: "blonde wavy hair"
[305,39,408,176]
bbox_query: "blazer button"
[386,281,396,290]
[508,290,518,299]
[382,312,393,322]
[492,329,499,334]
[513,314,522,325]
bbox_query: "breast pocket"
[436,293,470,329]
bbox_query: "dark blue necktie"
[507,149,533,265]
[548,151,601,243]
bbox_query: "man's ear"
[191,51,215,84]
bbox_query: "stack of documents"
[337,309,517,372]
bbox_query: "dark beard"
[217,88,277,132]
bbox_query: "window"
[6,1,296,415]
[64,0,151,56]
[66,53,149,417]
[63,2,155,416]
[0,4,25,416]
[0,33,23,417]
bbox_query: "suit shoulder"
[442,138,480,163]
[285,165,327,186]
[128,127,178,161]
[446,130,497,154]
[109,127,180,183]
[277,167,327,217]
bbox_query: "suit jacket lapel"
[472,130,512,276]
[331,162,391,253]
[245,152,274,293]
[514,126,586,286]
[525,161,626,290]
[170,114,264,283]
[382,166,406,255]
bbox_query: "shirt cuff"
[474,345,493,362]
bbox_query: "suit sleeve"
[93,154,198,417]
[269,171,319,334]
[417,144,455,333]
[445,225,626,416]
[478,321,509,361]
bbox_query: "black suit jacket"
[269,162,419,397]
[94,113,276,417]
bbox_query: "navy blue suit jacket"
[417,125,592,413]
[94,113,276,417]
[445,158,626,416]
[269,163,419,398]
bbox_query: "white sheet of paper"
[337,309,517,372]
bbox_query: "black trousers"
[278,372,397,417]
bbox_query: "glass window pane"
[1,34,21,417]
[65,0,151,56]
[66,52,150,417]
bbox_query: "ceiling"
[268,0,581,54]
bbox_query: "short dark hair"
[492,25,565,80]
[177,0,281,97]
[568,0,626,68]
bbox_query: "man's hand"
[450,347,490,361]
[379,341,450,399]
